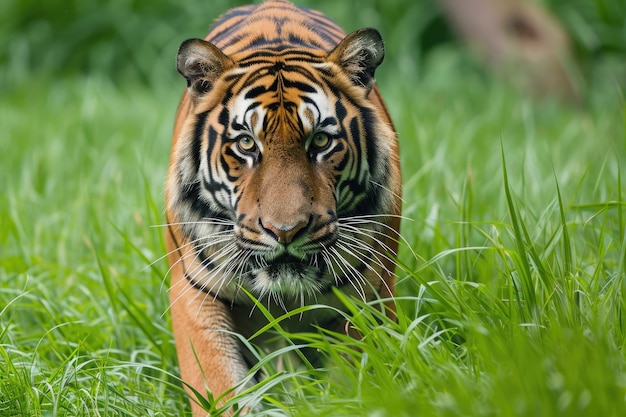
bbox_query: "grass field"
[1,1,625,416]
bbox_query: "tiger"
[165,0,402,415]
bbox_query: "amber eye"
[237,135,257,153]
[310,132,330,150]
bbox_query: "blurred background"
[1,0,624,97]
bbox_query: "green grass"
[2,16,626,417]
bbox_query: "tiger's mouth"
[246,252,331,298]
[264,253,310,267]
[249,253,326,279]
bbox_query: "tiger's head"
[166,28,401,305]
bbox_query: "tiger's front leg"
[168,235,250,416]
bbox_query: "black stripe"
[351,183,382,217]
[348,116,363,176]
[201,175,229,197]
[335,99,347,121]
[237,50,322,65]
[361,107,379,181]
[190,111,209,173]
[282,78,317,93]
[244,85,267,99]
[207,125,220,158]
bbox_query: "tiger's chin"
[248,260,329,303]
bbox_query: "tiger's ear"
[328,28,385,92]
[176,38,234,96]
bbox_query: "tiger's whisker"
[178,242,235,291]
[336,239,393,301]
[151,218,236,228]
[190,242,241,296]
[328,247,366,301]
[368,180,405,205]
[336,238,388,278]
[340,215,418,262]
[148,230,232,275]
[338,225,397,258]
[204,248,253,302]
[337,231,395,272]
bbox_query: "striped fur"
[165,1,401,414]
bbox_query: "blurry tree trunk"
[438,0,581,104]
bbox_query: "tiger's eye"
[311,132,330,150]
[237,135,256,152]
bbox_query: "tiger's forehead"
[229,67,336,140]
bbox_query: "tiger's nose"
[260,219,309,244]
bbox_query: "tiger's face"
[167,29,399,305]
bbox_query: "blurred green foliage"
[545,0,626,55]
[2,0,623,89]
[0,0,441,87]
